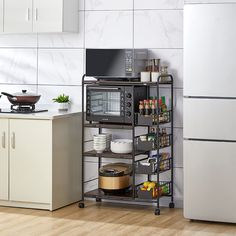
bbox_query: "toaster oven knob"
[126,111,131,117]
[126,93,132,98]
[126,102,132,107]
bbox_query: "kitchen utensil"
[159,66,169,82]
[153,59,160,72]
[111,139,133,154]
[99,163,132,193]
[1,90,41,106]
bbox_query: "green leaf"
[52,94,70,103]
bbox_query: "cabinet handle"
[35,8,38,21]
[2,132,5,149]
[26,8,30,21]
[11,132,15,149]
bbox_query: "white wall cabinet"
[0,113,82,211]
[4,0,33,33]
[3,0,78,33]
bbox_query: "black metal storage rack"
[79,74,174,215]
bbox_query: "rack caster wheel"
[169,202,175,208]
[96,198,102,202]
[79,203,85,208]
[154,209,160,216]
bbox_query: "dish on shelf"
[111,139,133,154]
[101,133,112,151]
[93,134,107,153]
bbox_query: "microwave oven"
[86,85,147,124]
[86,49,148,78]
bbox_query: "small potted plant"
[52,94,70,111]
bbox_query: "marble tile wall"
[0,0,185,207]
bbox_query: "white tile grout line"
[36,33,39,94]
[82,9,183,12]
[133,0,135,49]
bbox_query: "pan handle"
[1,92,15,98]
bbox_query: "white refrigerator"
[184,3,236,223]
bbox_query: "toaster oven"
[86,85,147,124]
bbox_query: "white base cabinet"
[0,113,82,211]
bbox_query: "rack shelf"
[84,182,172,203]
[83,79,173,86]
[80,74,175,215]
[84,123,133,130]
[84,188,133,201]
[83,150,147,159]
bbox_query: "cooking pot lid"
[99,163,132,177]
[13,90,39,96]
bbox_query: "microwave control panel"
[125,50,133,76]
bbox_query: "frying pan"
[1,90,41,106]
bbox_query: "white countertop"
[0,107,82,120]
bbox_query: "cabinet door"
[4,0,32,33]
[9,119,52,204]
[184,98,236,141]
[0,0,3,32]
[0,119,8,200]
[33,0,63,33]
[184,4,236,97]
[184,140,236,223]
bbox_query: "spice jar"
[160,66,169,82]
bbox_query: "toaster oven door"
[86,87,125,123]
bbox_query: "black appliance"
[86,85,147,124]
[86,49,148,78]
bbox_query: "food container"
[111,139,133,154]
[99,163,132,193]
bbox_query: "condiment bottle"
[151,104,156,124]
[144,103,150,116]
[139,101,144,115]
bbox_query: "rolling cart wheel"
[169,202,175,209]
[96,198,102,202]
[154,209,160,216]
[79,203,85,208]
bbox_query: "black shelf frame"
[79,74,174,215]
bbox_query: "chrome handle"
[2,132,5,149]
[35,8,38,21]
[26,8,30,21]
[11,132,15,149]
